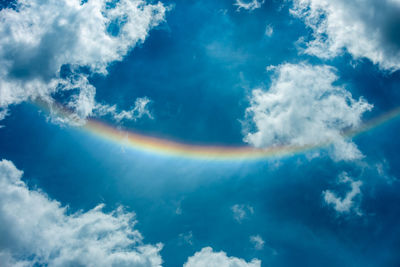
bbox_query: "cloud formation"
[184,247,260,267]
[231,204,254,223]
[0,159,163,266]
[265,24,274,37]
[323,173,362,215]
[0,0,166,124]
[234,0,264,11]
[95,96,153,122]
[249,235,265,250]
[243,63,372,161]
[291,0,400,71]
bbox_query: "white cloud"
[184,247,261,267]
[243,63,372,161]
[265,24,274,37]
[0,159,163,266]
[95,96,153,122]
[323,173,362,215]
[234,0,264,11]
[231,204,254,223]
[0,0,166,124]
[249,235,264,250]
[179,231,193,246]
[291,0,400,71]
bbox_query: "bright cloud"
[0,0,166,124]
[291,0,400,71]
[234,0,264,11]
[184,247,261,267]
[243,63,372,161]
[231,204,254,223]
[0,159,163,266]
[323,173,363,215]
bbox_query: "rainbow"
[38,100,400,161]
[80,106,400,161]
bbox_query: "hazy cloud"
[250,235,265,250]
[231,204,254,223]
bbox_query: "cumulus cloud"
[184,247,260,267]
[243,63,372,161]
[234,0,264,11]
[291,0,400,71]
[323,172,362,215]
[0,0,166,124]
[249,235,265,250]
[0,159,163,266]
[231,204,254,223]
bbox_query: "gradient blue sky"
[0,0,400,266]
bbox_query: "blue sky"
[0,0,400,266]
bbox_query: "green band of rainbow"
[81,106,400,161]
[34,100,400,161]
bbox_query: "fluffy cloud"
[184,247,260,267]
[0,159,163,266]
[231,204,254,223]
[291,0,400,71]
[323,172,362,215]
[234,0,264,11]
[243,63,372,161]
[0,0,166,124]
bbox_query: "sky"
[0,0,400,266]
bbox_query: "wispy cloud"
[265,24,274,37]
[323,172,363,215]
[234,0,264,11]
[250,235,265,250]
[231,204,254,223]
[95,97,153,122]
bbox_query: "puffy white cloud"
[231,204,254,223]
[249,235,264,250]
[0,159,163,266]
[234,0,264,11]
[291,0,400,71]
[243,63,372,161]
[323,172,362,215]
[0,0,166,124]
[184,247,260,267]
